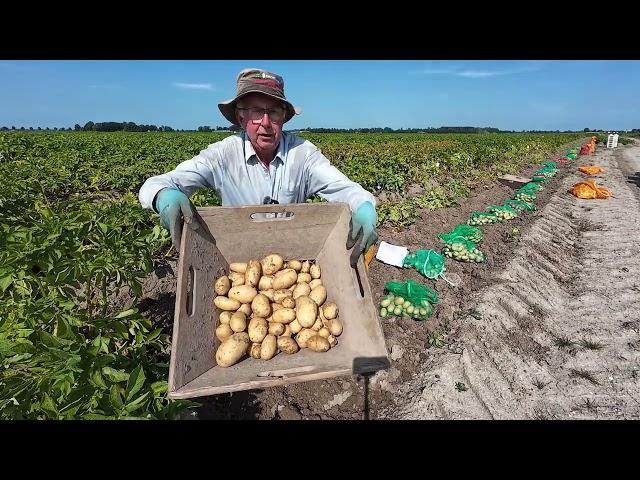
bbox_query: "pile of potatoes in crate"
[213,254,343,367]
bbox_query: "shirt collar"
[242,130,287,166]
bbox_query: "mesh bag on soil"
[515,191,536,202]
[468,211,499,226]
[504,199,536,212]
[441,237,486,263]
[534,167,557,177]
[542,161,558,168]
[578,166,604,175]
[438,223,483,244]
[379,279,438,320]
[569,180,613,199]
[402,249,446,280]
[486,204,518,221]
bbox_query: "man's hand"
[155,188,200,251]
[346,201,378,268]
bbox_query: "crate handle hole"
[250,211,295,221]
[186,265,196,316]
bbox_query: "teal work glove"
[346,201,378,268]
[155,188,200,251]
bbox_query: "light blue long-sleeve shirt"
[138,131,376,213]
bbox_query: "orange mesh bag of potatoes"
[578,165,604,175]
[570,180,612,199]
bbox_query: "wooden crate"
[167,202,390,399]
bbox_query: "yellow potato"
[214,296,241,311]
[248,317,268,343]
[219,311,232,325]
[261,288,275,301]
[272,308,296,324]
[229,262,247,273]
[261,254,284,275]
[322,302,338,320]
[295,328,317,348]
[258,275,274,291]
[301,261,311,273]
[277,336,299,354]
[214,275,231,296]
[228,285,258,304]
[289,319,302,334]
[295,295,318,328]
[230,311,247,333]
[310,264,321,279]
[281,296,296,309]
[238,303,252,317]
[308,279,323,290]
[272,269,297,290]
[260,334,277,360]
[281,324,292,337]
[288,284,296,292]
[245,260,262,288]
[327,335,338,347]
[251,293,271,318]
[287,260,302,272]
[272,303,283,312]
[309,285,327,307]
[297,273,312,284]
[311,317,323,331]
[307,335,330,352]
[215,332,250,367]
[268,322,285,336]
[292,282,311,300]
[318,327,331,338]
[228,271,245,287]
[215,324,234,342]
[249,343,262,359]
[273,289,293,304]
[326,318,343,337]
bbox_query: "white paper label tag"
[375,241,409,268]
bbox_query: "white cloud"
[173,82,214,90]
[412,62,543,78]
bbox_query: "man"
[138,68,377,268]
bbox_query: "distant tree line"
[0,122,240,132]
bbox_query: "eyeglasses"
[237,106,286,123]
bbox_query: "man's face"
[235,93,285,154]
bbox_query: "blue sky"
[1,60,638,131]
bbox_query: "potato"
[228,285,258,304]
[277,336,299,354]
[310,264,321,279]
[307,335,330,352]
[230,311,247,333]
[288,284,297,292]
[318,327,331,338]
[214,275,231,295]
[327,335,338,347]
[287,260,302,272]
[245,260,262,288]
[251,293,271,318]
[262,288,275,301]
[229,262,247,273]
[248,317,268,343]
[273,289,293,304]
[272,308,296,324]
[301,260,311,273]
[258,275,274,291]
[272,303,284,312]
[214,296,241,311]
[281,296,296,309]
[281,324,292,337]
[219,311,232,325]
[295,295,318,328]
[238,303,252,317]
[260,334,277,360]
[326,318,343,337]
[295,328,317,348]
[297,273,312,284]
[268,322,285,336]
[249,343,262,359]
[311,317,323,331]
[289,319,302,334]
[272,269,297,290]
[292,282,311,300]
[309,285,327,307]
[261,254,284,275]
[228,271,245,287]
[215,332,250,367]
[309,279,323,290]
[215,324,234,342]
[318,306,327,325]
[322,302,338,320]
